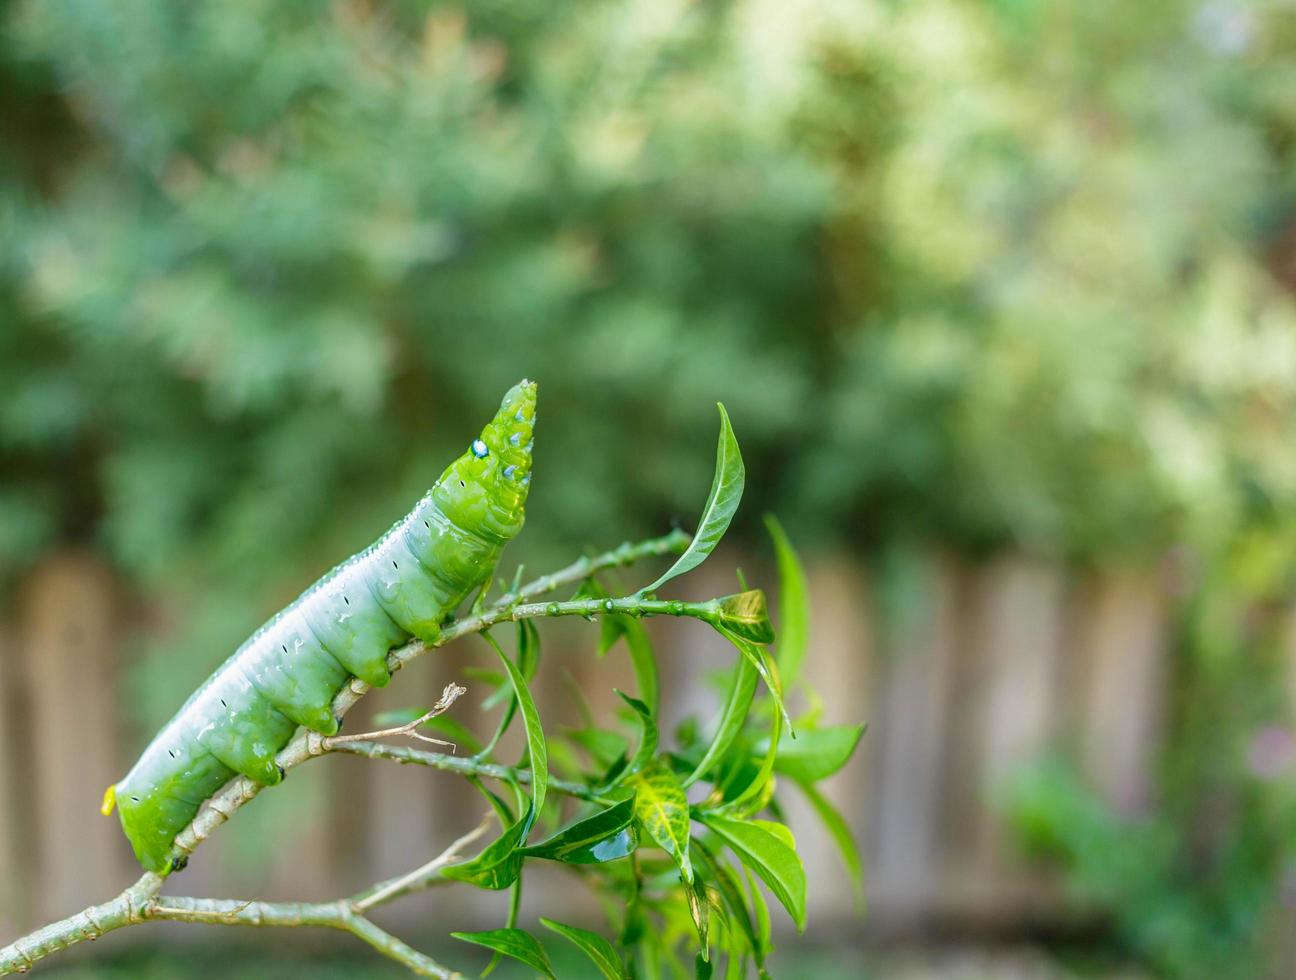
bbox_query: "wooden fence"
[0,547,1177,949]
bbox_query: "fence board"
[866,555,960,920]
[0,607,20,938]
[1074,570,1167,815]
[951,557,1067,918]
[18,552,133,924]
[794,556,872,922]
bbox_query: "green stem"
[327,741,617,805]
[513,596,721,624]
[507,529,691,605]
[0,874,161,975]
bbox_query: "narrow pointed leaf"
[601,614,660,715]
[483,630,548,817]
[620,873,646,946]
[711,591,774,644]
[763,515,809,687]
[443,802,534,890]
[797,779,864,908]
[694,838,765,968]
[615,690,658,780]
[701,815,807,932]
[483,874,525,977]
[520,796,639,864]
[631,759,694,883]
[451,927,555,979]
[683,654,760,789]
[741,865,772,961]
[687,874,710,961]
[466,775,515,828]
[716,626,792,734]
[755,724,865,783]
[566,727,630,770]
[540,918,629,979]
[641,404,743,595]
[720,666,783,816]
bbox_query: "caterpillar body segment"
[109,381,536,874]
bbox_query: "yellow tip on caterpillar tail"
[101,784,117,816]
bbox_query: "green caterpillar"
[103,380,536,875]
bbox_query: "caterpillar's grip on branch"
[104,381,537,875]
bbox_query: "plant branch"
[322,682,467,750]
[504,529,691,605]
[0,530,690,976]
[0,815,493,977]
[146,898,459,978]
[322,739,617,805]
[0,874,161,974]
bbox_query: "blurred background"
[5,0,1296,976]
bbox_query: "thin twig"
[325,740,618,806]
[322,682,466,750]
[354,811,495,911]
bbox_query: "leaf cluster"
[397,410,863,977]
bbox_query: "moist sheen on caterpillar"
[103,380,537,874]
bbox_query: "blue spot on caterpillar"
[103,381,537,874]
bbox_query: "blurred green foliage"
[7,0,1296,588]
[7,0,1296,975]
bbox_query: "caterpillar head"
[433,379,536,542]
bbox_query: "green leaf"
[518,619,542,677]
[520,796,639,864]
[695,952,714,980]
[701,815,807,932]
[631,759,694,883]
[467,775,515,827]
[477,622,541,743]
[694,838,765,969]
[640,404,744,595]
[539,918,629,979]
[565,727,630,770]
[483,873,525,977]
[741,865,772,961]
[443,803,534,890]
[716,626,792,734]
[572,576,608,603]
[755,724,865,783]
[687,874,711,962]
[796,779,864,908]
[764,515,809,688]
[484,629,548,816]
[682,654,760,789]
[451,928,555,979]
[719,665,783,816]
[615,690,658,780]
[619,873,646,947]
[711,591,774,644]
[600,614,660,715]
